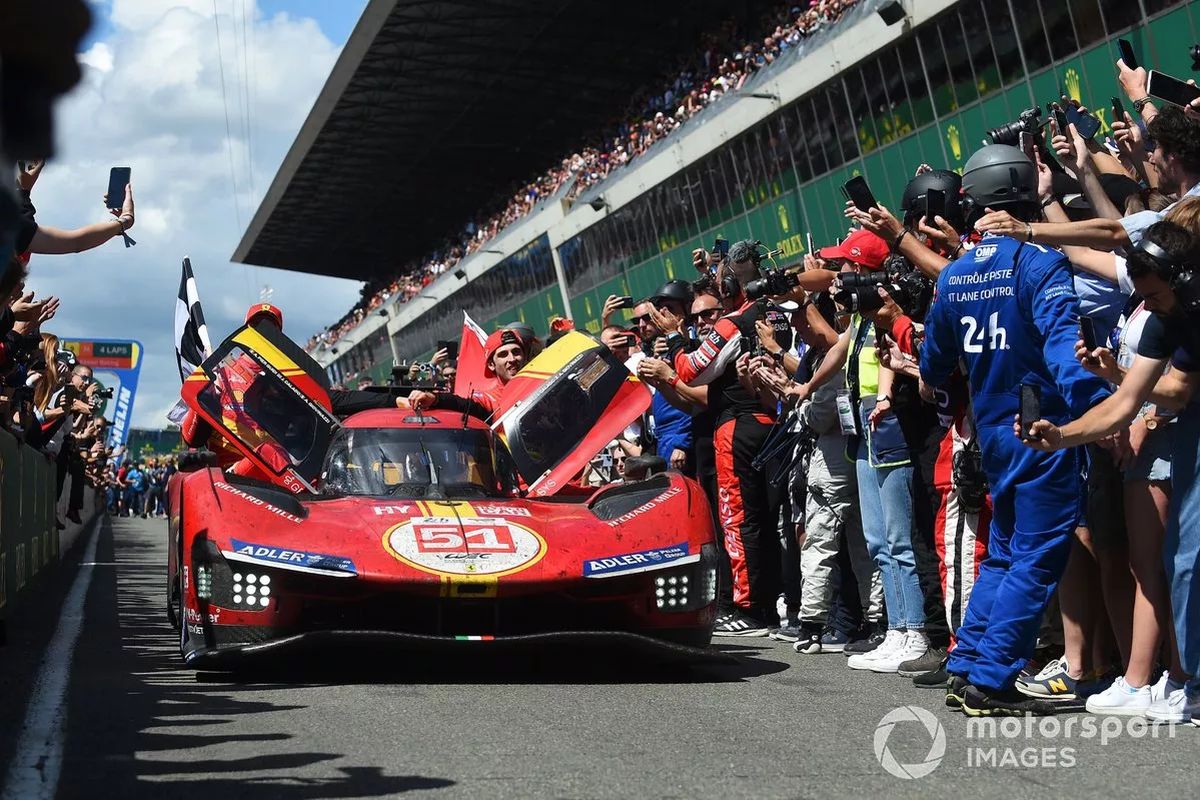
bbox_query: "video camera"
[833,256,934,320]
[744,267,800,301]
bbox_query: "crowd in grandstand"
[307,0,861,352]
[391,55,1200,721]
[2,160,135,526]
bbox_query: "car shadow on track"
[202,639,790,687]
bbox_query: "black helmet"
[961,145,1038,217]
[900,170,964,228]
[651,279,694,305]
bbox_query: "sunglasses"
[632,313,655,324]
[690,308,722,321]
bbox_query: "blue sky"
[35,0,371,427]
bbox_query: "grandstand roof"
[233,0,777,281]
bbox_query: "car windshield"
[320,426,520,498]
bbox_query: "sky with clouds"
[27,0,368,428]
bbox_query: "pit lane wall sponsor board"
[0,428,66,621]
[60,339,144,459]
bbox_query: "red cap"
[245,303,283,328]
[818,229,889,270]
[483,328,524,375]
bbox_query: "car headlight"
[653,543,717,612]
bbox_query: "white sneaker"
[1150,671,1171,703]
[847,629,904,671]
[1144,686,1200,724]
[866,630,930,674]
[1086,676,1153,716]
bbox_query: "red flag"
[453,313,497,397]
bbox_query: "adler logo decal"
[229,538,356,574]
[584,542,692,577]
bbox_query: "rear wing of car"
[181,321,339,494]
[491,331,650,496]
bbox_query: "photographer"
[920,143,1111,716]
[1022,220,1200,723]
[17,162,137,255]
[54,363,100,524]
[649,239,794,635]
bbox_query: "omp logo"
[875,706,946,779]
[1048,677,1069,694]
[1065,68,1082,102]
[973,244,997,260]
[947,125,962,162]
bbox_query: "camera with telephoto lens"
[93,387,114,400]
[987,106,1042,146]
[744,267,800,300]
[833,256,934,320]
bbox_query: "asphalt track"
[2,516,1197,799]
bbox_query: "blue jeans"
[855,440,925,630]
[1166,406,1200,690]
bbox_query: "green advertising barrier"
[0,428,61,626]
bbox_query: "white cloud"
[25,1,364,429]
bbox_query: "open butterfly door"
[490,331,651,496]
[181,321,339,494]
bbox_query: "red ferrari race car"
[166,322,720,667]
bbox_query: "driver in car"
[408,328,526,420]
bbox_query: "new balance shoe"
[1016,656,1083,700]
[962,685,1058,717]
[898,646,948,678]
[712,609,770,637]
[818,629,850,653]
[945,675,969,710]
[843,624,887,656]
[1145,685,1200,724]
[847,629,905,671]
[1086,676,1155,716]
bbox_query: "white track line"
[2,516,102,800]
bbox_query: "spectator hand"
[974,209,1026,238]
[917,214,962,255]
[636,357,673,384]
[844,201,903,241]
[669,448,687,470]
[1074,339,1120,382]
[601,294,625,326]
[11,292,47,321]
[408,390,436,411]
[1013,414,1064,450]
[754,318,779,353]
[431,347,450,366]
[691,248,713,274]
[17,160,43,192]
[1116,59,1149,105]
[647,305,683,335]
[105,183,135,228]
